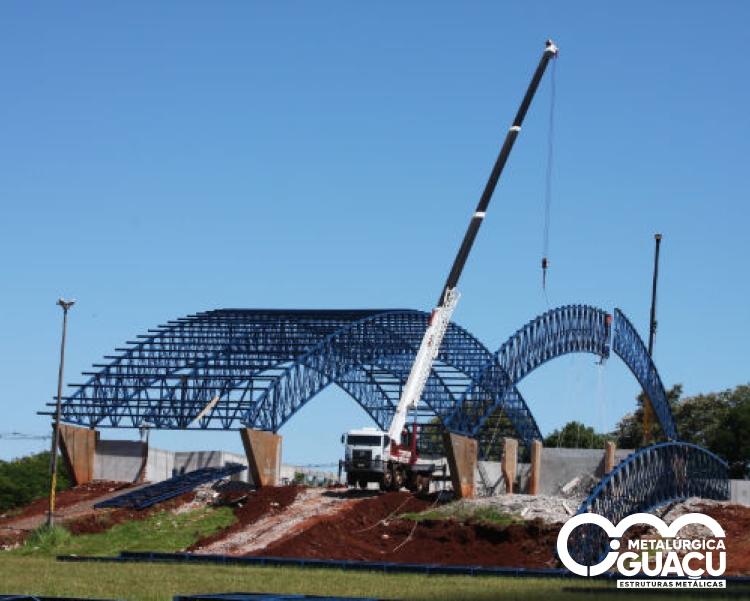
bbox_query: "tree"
[0,451,71,512]
[613,383,750,478]
[708,385,750,479]
[614,384,683,449]
[544,421,610,449]
[671,391,731,449]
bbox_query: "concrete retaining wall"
[731,480,750,506]
[536,447,633,496]
[93,437,251,484]
[476,447,634,496]
[94,440,147,483]
[144,446,176,483]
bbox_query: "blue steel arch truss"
[44,309,541,441]
[43,305,677,459]
[611,309,678,440]
[446,305,679,454]
[566,442,730,567]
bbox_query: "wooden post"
[528,440,543,495]
[501,438,518,494]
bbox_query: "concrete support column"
[442,431,477,499]
[528,439,543,496]
[239,429,282,487]
[501,438,518,494]
[604,441,616,474]
[58,424,97,485]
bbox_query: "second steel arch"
[445,305,679,451]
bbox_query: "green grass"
[4,504,745,600]
[401,503,522,527]
[0,556,744,601]
[14,505,236,557]
[21,524,73,553]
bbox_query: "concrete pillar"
[137,436,149,483]
[442,431,477,499]
[239,429,281,487]
[604,441,616,474]
[58,424,97,485]
[501,438,518,494]
[528,439,543,496]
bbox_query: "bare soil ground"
[2,481,749,575]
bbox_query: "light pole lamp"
[47,298,75,528]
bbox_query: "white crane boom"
[341,40,558,492]
[389,40,558,445]
[388,287,461,441]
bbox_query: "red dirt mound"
[0,481,130,526]
[253,491,561,569]
[689,502,750,576]
[188,484,300,551]
[65,490,197,536]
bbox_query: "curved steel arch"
[43,305,677,455]
[567,442,730,567]
[446,305,678,451]
[45,309,541,439]
[611,309,678,440]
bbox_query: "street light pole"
[47,298,75,528]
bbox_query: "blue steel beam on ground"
[94,464,247,510]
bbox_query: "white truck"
[341,40,558,493]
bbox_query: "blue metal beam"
[567,442,730,567]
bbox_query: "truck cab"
[342,427,389,488]
[342,425,435,492]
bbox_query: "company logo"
[557,512,726,588]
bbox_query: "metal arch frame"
[43,309,542,440]
[445,305,611,447]
[445,305,679,452]
[43,305,677,454]
[611,309,678,440]
[567,442,730,567]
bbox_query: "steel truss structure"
[45,309,538,441]
[567,442,731,567]
[42,305,677,456]
[448,306,679,454]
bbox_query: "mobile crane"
[342,40,558,492]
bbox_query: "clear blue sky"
[1,2,748,465]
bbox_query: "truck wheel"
[358,478,368,490]
[416,476,430,493]
[393,467,404,490]
[379,470,393,491]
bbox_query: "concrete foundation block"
[59,424,97,485]
[731,480,750,506]
[240,429,281,487]
[443,431,477,499]
[604,441,616,474]
[501,438,518,494]
[528,440,543,495]
[94,439,148,483]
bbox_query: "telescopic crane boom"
[388,40,559,443]
[342,40,558,493]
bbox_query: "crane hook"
[542,257,549,289]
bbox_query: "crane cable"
[541,56,557,299]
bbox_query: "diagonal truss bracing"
[446,305,679,454]
[41,305,678,454]
[568,442,730,567]
[43,309,539,438]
